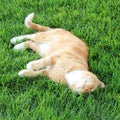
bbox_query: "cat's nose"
[84,87,90,93]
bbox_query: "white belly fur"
[39,44,49,55]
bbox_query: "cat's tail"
[24,13,51,32]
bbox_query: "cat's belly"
[39,44,49,56]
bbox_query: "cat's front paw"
[26,61,40,70]
[26,62,33,69]
[18,69,33,77]
[18,70,26,76]
[13,43,24,51]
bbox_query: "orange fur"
[11,13,105,94]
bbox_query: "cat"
[10,13,105,93]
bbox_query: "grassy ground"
[0,0,120,119]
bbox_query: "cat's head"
[66,70,105,94]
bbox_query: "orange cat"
[11,13,105,93]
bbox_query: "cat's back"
[35,28,86,46]
[53,29,88,59]
[35,28,88,59]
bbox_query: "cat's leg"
[13,41,39,53]
[18,69,48,77]
[26,53,60,70]
[10,34,35,44]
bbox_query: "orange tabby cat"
[11,13,105,93]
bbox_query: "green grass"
[0,0,120,119]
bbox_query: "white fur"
[25,13,34,28]
[10,34,35,44]
[39,44,49,55]
[13,43,24,50]
[18,70,26,76]
[26,59,44,70]
[26,62,33,69]
[65,70,84,85]
[65,70,89,90]
[10,37,18,44]
[46,66,51,70]
[10,36,25,44]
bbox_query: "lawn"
[0,0,120,119]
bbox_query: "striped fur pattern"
[11,13,105,93]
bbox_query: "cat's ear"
[97,79,105,88]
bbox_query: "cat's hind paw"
[10,37,18,44]
[10,36,25,44]
[13,43,24,51]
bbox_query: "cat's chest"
[46,59,71,84]
[47,63,67,84]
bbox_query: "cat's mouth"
[73,78,100,93]
[74,84,98,93]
